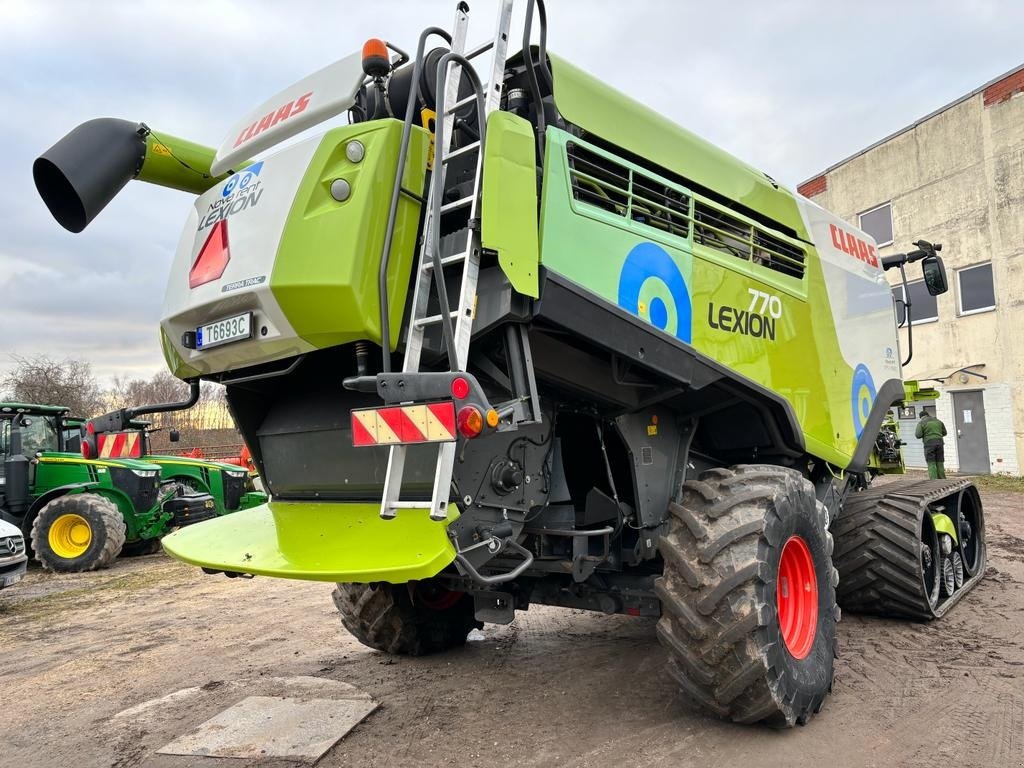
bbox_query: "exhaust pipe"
[34,118,230,233]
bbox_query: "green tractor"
[78,386,266,517]
[0,402,217,571]
[34,0,986,726]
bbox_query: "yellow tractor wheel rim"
[48,513,93,559]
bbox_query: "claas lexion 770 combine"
[34,0,985,726]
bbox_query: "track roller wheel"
[655,465,838,727]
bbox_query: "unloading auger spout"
[33,118,229,233]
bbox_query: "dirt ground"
[2,484,1022,768]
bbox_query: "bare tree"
[2,355,106,417]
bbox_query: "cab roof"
[0,402,70,416]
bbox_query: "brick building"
[799,64,1024,474]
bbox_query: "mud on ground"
[2,485,1022,768]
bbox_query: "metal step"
[442,140,482,162]
[414,309,462,329]
[423,252,468,271]
[440,195,475,214]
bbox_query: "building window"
[859,202,893,247]
[957,263,995,315]
[892,279,938,325]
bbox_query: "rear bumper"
[161,500,458,583]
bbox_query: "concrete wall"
[801,70,1024,474]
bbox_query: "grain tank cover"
[546,52,810,242]
[211,51,366,176]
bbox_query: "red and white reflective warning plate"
[351,402,457,447]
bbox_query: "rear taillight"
[189,219,230,288]
[457,406,484,438]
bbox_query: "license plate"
[2,570,24,588]
[197,312,253,350]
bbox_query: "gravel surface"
[2,484,1022,768]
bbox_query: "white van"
[0,519,28,589]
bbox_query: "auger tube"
[34,118,230,232]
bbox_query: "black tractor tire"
[332,580,481,656]
[31,494,127,573]
[121,538,163,557]
[655,465,839,727]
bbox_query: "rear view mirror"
[169,429,181,443]
[922,255,948,296]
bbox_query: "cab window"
[21,416,59,456]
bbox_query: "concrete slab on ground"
[157,694,378,762]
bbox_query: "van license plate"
[197,312,253,350]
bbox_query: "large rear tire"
[31,494,126,573]
[655,465,839,727]
[332,580,481,656]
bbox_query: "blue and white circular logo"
[617,242,692,343]
[851,363,877,439]
[221,161,264,198]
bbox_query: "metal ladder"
[381,0,515,521]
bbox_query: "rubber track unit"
[332,582,481,656]
[656,465,839,727]
[833,477,985,620]
[31,493,127,573]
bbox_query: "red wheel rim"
[415,584,463,611]
[776,535,818,660]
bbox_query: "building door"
[952,391,990,474]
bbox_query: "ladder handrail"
[429,51,487,370]
[376,26,453,374]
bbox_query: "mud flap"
[161,501,459,583]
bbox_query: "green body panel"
[161,328,200,380]
[139,132,239,195]
[482,111,540,297]
[548,53,810,242]
[161,501,460,583]
[931,512,958,544]
[903,380,939,402]
[271,120,429,351]
[143,454,266,516]
[539,129,858,466]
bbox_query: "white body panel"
[796,195,902,405]
[161,136,322,375]
[212,51,365,176]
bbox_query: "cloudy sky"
[3,0,1022,384]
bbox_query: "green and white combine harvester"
[34,0,986,725]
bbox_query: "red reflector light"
[81,441,92,459]
[85,421,95,434]
[457,406,484,438]
[451,376,470,399]
[189,219,230,288]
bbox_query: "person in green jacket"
[916,409,948,479]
